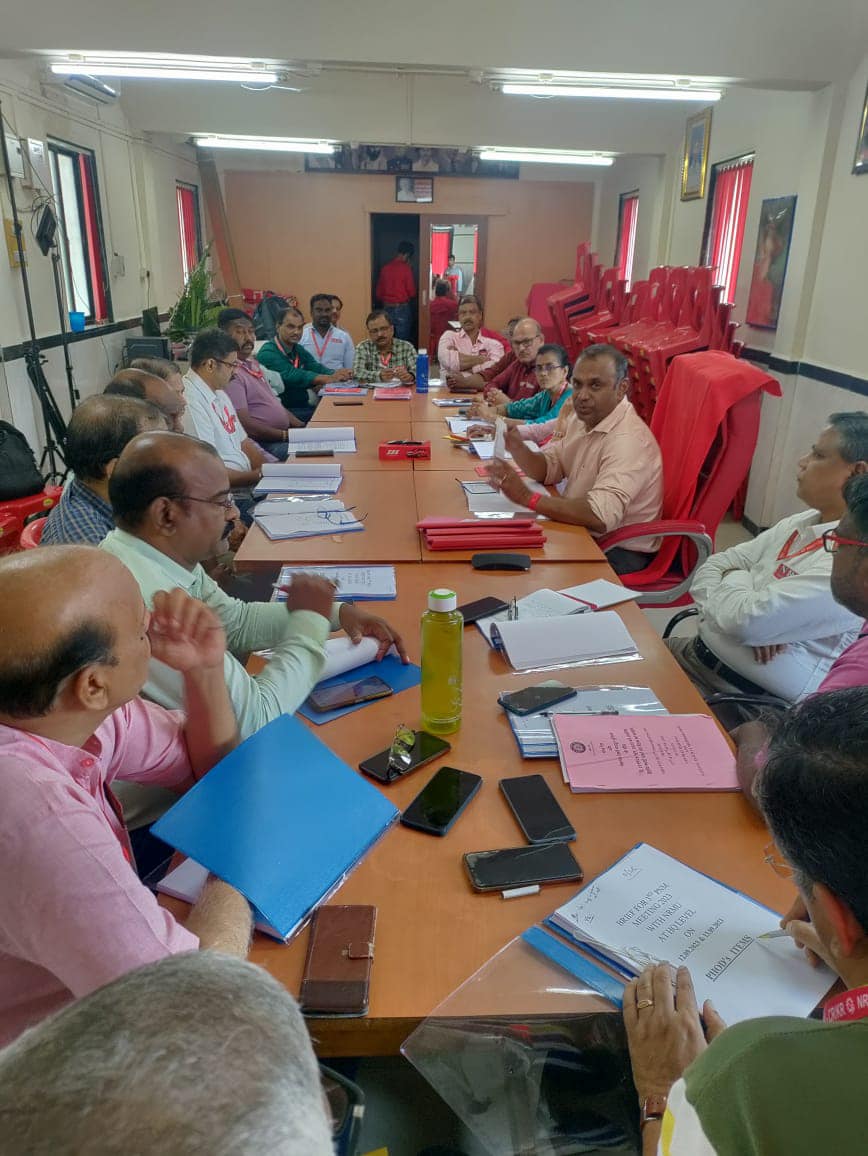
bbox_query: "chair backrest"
[19,517,46,549]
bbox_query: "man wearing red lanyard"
[300,293,355,373]
[351,310,417,385]
[622,688,868,1155]
[257,306,353,424]
[219,309,302,460]
[667,413,868,711]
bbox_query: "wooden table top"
[413,471,606,564]
[234,471,422,568]
[163,562,788,1056]
[410,421,490,471]
[312,393,419,424]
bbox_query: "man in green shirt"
[623,688,868,1155]
[257,305,353,423]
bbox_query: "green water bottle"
[420,588,463,734]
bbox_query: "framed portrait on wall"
[745,196,797,330]
[680,108,713,200]
[396,176,434,203]
[853,82,868,174]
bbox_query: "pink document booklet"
[551,713,738,793]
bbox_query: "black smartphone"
[306,675,393,714]
[359,731,452,784]
[498,684,578,716]
[457,595,509,625]
[401,766,482,836]
[500,774,577,844]
[464,843,583,892]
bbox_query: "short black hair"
[536,343,570,369]
[188,329,239,369]
[579,343,628,383]
[829,413,868,464]
[65,395,165,482]
[433,280,450,298]
[397,241,415,258]
[458,294,484,313]
[274,305,304,328]
[758,688,868,934]
[310,293,333,312]
[843,474,868,543]
[217,308,253,330]
[365,309,391,329]
[0,620,117,718]
[108,439,220,529]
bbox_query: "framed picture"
[681,108,713,201]
[304,145,519,179]
[853,82,868,174]
[745,196,797,330]
[396,175,434,204]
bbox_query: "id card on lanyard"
[276,338,300,369]
[773,529,823,580]
[824,985,868,1022]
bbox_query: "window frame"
[700,152,755,305]
[47,138,112,325]
[614,189,639,287]
[176,181,203,283]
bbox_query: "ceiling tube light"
[50,56,279,84]
[194,135,335,154]
[502,82,722,102]
[479,148,613,167]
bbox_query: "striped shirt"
[40,479,113,546]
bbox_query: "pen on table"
[501,885,540,900]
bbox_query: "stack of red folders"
[416,516,546,551]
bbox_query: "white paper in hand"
[493,417,507,461]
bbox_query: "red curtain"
[78,154,108,321]
[708,160,753,305]
[177,185,200,283]
[431,230,451,277]
[616,194,639,285]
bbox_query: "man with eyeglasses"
[668,413,868,710]
[259,306,354,424]
[445,316,542,401]
[623,688,868,1156]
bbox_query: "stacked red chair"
[596,351,782,606]
[565,267,628,356]
[0,485,62,553]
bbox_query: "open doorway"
[370,213,421,345]
[418,215,488,353]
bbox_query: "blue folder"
[152,714,399,939]
[298,654,421,725]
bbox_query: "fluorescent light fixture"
[195,134,335,154]
[50,53,279,84]
[502,82,721,102]
[479,148,613,167]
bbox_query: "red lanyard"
[824,985,868,1022]
[379,351,393,368]
[275,338,300,368]
[212,399,237,434]
[241,358,265,381]
[310,327,334,361]
[776,530,823,562]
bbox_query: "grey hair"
[828,412,868,464]
[0,953,333,1155]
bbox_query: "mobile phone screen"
[499,684,578,715]
[401,766,482,835]
[457,596,509,624]
[500,774,576,843]
[307,676,392,713]
[359,731,451,783]
[464,843,582,891]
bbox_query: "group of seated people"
[4,297,868,1150]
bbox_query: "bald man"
[446,316,542,401]
[105,368,186,433]
[101,431,407,745]
[41,395,167,547]
[0,547,252,1045]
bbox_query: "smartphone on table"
[360,730,451,784]
[400,766,482,836]
[457,595,509,625]
[498,684,578,716]
[464,843,582,892]
[500,774,576,844]
[306,675,393,714]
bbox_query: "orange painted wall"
[222,170,594,341]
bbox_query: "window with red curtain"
[615,191,639,287]
[430,228,452,278]
[176,183,202,284]
[48,141,112,323]
[703,155,754,305]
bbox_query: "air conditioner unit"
[62,74,119,105]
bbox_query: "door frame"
[418,214,489,350]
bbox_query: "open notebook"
[490,610,641,672]
[286,426,357,453]
[254,499,364,540]
[254,462,342,495]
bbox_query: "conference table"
[190,388,790,1058]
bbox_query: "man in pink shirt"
[437,294,505,375]
[0,546,252,1044]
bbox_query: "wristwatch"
[640,1094,668,1129]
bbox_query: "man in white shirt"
[182,329,270,524]
[300,293,355,372]
[444,253,463,294]
[667,412,868,702]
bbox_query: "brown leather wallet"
[299,905,377,1017]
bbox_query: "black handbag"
[0,421,44,500]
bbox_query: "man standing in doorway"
[375,241,416,342]
[444,252,464,294]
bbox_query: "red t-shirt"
[485,356,539,401]
[376,258,416,305]
[429,295,459,352]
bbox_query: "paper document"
[551,714,738,793]
[319,636,396,680]
[287,426,357,453]
[447,417,489,435]
[491,610,641,672]
[547,843,835,1024]
[466,485,548,519]
[560,579,635,611]
[261,462,342,477]
[505,685,668,760]
[159,859,283,940]
[476,588,586,645]
[254,500,365,540]
[274,565,396,601]
[493,417,507,460]
[433,397,471,407]
[255,461,343,495]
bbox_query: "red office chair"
[0,512,22,555]
[597,351,783,606]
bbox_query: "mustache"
[221,519,235,541]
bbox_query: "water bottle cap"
[427,588,458,612]
[418,348,427,356]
